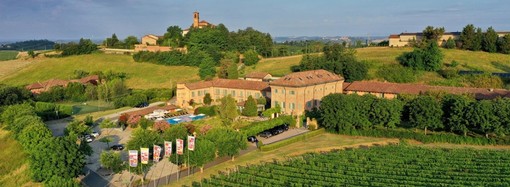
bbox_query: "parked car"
[110,144,124,151]
[259,131,272,138]
[275,127,284,134]
[135,102,149,108]
[270,129,280,136]
[282,124,289,131]
[247,136,258,143]
[84,135,93,143]
[91,131,100,138]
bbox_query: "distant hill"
[0,39,55,51]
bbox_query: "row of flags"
[129,135,195,167]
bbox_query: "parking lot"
[257,127,309,145]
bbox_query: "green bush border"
[259,128,325,152]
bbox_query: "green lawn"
[0,129,40,187]
[0,51,18,61]
[246,55,303,77]
[58,100,115,115]
[0,53,200,89]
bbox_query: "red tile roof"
[389,34,399,39]
[270,69,344,87]
[344,81,510,100]
[25,82,44,90]
[184,79,270,91]
[245,72,271,79]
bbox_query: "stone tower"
[193,12,199,28]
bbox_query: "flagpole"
[177,154,179,181]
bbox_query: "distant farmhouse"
[176,69,510,120]
[25,75,99,94]
[389,31,510,47]
[135,11,213,53]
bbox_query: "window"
[240,91,243,97]
[290,90,295,95]
[274,89,278,94]
[198,91,203,97]
[231,90,236,97]
[192,92,195,97]
[282,102,286,109]
[255,93,260,98]
[215,89,220,95]
[282,90,286,94]
[223,89,227,96]
[298,103,302,110]
[307,101,312,108]
[290,103,295,109]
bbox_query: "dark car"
[282,124,289,131]
[259,131,272,138]
[247,136,258,143]
[270,128,280,136]
[135,102,149,108]
[110,144,124,151]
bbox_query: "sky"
[1,0,509,41]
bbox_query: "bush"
[195,106,217,116]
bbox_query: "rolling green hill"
[0,51,18,61]
[0,53,200,89]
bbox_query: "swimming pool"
[166,114,206,125]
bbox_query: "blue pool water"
[166,114,206,125]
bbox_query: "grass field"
[0,129,40,187]
[167,133,396,187]
[58,100,115,115]
[0,51,18,61]
[0,53,200,89]
[245,55,303,77]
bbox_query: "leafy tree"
[12,115,44,137]
[242,95,258,116]
[104,33,121,48]
[123,36,139,49]
[30,136,85,182]
[422,26,445,44]
[203,128,247,161]
[126,128,163,151]
[320,94,365,131]
[231,27,273,57]
[441,94,473,136]
[406,96,443,135]
[18,122,52,150]
[343,61,368,82]
[188,138,215,173]
[398,42,443,71]
[100,151,124,173]
[227,61,239,79]
[43,176,80,187]
[472,27,483,51]
[65,82,86,102]
[203,93,212,105]
[0,85,33,106]
[493,98,510,135]
[498,34,510,54]
[28,50,36,58]
[198,57,217,80]
[159,25,183,47]
[460,24,476,50]
[483,27,498,53]
[218,58,234,79]
[466,100,500,138]
[218,95,239,125]
[243,49,260,66]
[1,103,35,128]
[153,120,170,133]
[257,96,267,106]
[161,124,188,143]
[368,98,403,128]
[99,136,113,149]
[64,120,91,137]
[445,37,456,49]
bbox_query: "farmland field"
[0,51,18,61]
[192,145,510,186]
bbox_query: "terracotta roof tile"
[389,34,399,39]
[344,81,510,100]
[245,72,271,79]
[270,69,343,87]
[184,79,270,91]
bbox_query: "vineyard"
[191,145,510,186]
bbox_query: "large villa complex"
[389,31,510,47]
[176,69,510,117]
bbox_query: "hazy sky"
[1,0,509,40]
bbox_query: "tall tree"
[472,27,483,51]
[483,27,499,53]
[18,122,52,150]
[422,26,445,44]
[243,49,260,66]
[498,34,510,54]
[188,138,215,173]
[407,96,443,135]
[368,98,403,128]
[159,26,183,47]
[218,95,239,125]
[441,94,473,136]
[203,128,247,161]
[123,36,139,49]
[198,57,217,80]
[203,93,212,105]
[126,128,163,151]
[465,100,500,138]
[30,137,85,182]
[100,151,124,173]
[460,24,476,50]
[242,95,258,116]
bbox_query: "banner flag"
[153,145,162,162]
[141,148,149,164]
[176,139,184,155]
[188,136,195,151]
[129,150,138,167]
[164,141,172,157]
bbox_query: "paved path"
[258,128,309,145]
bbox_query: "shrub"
[376,64,417,83]
[241,116,295,137]
[195,106,217,116]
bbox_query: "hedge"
[34,102,73,120]
[259,128,325,151]
[241,115,295,137]
[338,128,510,145]
[195,106,217,116]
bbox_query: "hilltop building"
[182,11,215,35]
[25,75,99,94]
[389,31,510,47]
